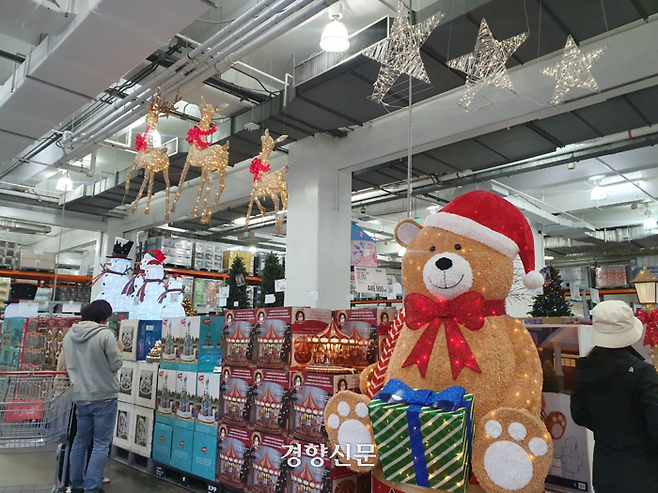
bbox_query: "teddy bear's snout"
[435,257,453,270]
[423,252,474,299]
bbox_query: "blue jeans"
[69,399,117,493]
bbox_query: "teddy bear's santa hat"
[425,190,544,290]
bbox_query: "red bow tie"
[402,292,506,380]
[636,308,658,347]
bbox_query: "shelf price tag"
[354,267,388,295]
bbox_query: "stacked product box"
[0,277,10,304]
[18,250,56,271]
[20,317,47,370]
[223,250,255,276]
[143,235,194,269]
[118,320,163,361]
[0,241,17,268]
[334,308,397,366]
[0,317,25,370]
[193,241,224,272]
[55,285,92,303]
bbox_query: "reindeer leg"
[254,196,266,216]
[208,165,227,221]
[132,170,149,214]
[145,170,155,215]
[163,165,171,221]
[124,159,139,199]
[193,171,206,218]
[245,197,255,230]
[172,156,192,214]
[200,170,213,224]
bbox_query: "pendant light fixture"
[320,3,350,53]
[589,180,606,201]
[56,169,73,191]
[644,204,657,229]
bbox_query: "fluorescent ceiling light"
[398,247,406,257]
[544,256,554,260]
[320,14,350,53]
[56,170,73,191]
[590,184,607,201]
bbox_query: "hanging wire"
[522,0,530,33]
[600,0,610,40]
[537,0,543,58]
[446,0,455,60]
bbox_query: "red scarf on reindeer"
[402,292,506,380]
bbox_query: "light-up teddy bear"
[160,273,186,318]
[93,237,134,312]
[136,250,167,320]
[324,191,553,493]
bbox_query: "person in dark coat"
[571,300,658,493]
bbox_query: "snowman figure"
[123,262,144,320]
[136,250,167,320]
[93,238,134,312]
[160,274,186,318]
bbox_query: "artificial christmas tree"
[228,256,251,310]
[256,253,285,308]
[529,264,574,317]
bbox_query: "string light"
[362,1,444,103]
[125,87,181,220]
[446,18,528,108]
[244,129,288,235]
[171,99,230,223]
[541,35,606,105]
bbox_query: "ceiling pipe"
[0,219,52,234]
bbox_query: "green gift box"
[368,380,474,493]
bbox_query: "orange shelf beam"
[0,269,92,284]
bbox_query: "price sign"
[208,484,218,493]
[274,279,287,292]
[155,466,165,478]
[354,267,388,295]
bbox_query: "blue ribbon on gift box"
[375,379,472,488]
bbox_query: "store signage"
[265,294,276,303]
[354,267,388,295]
[274,279,287,292]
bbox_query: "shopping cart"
[0,372,74,493]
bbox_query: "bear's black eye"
[429,246,436,252]
[454,244,462,251]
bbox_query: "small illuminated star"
[446,18,528,108]
[541,35,607,105]
[363,2,443,103]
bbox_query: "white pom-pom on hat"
[523,270,544,290]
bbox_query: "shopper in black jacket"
[571,300,658,493]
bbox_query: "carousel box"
[333,309,394,368]
[221,366,255,428]
[255,307,333,369]
[290,371,360,444]
[118,361,137,404]
[155,368,177,426]
[153,421,173,465]
[136,320,163,361]
[198,315,223,372]
[287,440,368,493]
[216,425,253,490]
[118,320,139,361]
[114,401,133,450]
[223,309,257,367]
[253,369,290,435]
[135,361,158,408]
[172,426,194,473]
[250,432,288,493]
[195,372,221,436]
[191,430,218,481]
[130,405,155,458]
[174,370,198,431]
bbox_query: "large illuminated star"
[541,35,606,105]
[446,18,528,108]
[363,2,443,103]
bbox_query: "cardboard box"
[290,371,360,443]
[175,370,198,430]
[160,317,179,364]
[160,316,200,371]
[118,320,139,361]
[156,368,177,426]
[135,361,158,408]
[217,425,253,490]
[172,426,194,473]
[195,372,221,436]
[334,309,394,368]
[114,401,133,450]
[223,310,257,367]
[19,250,56,271]
[136,320,162,360]
[192,431,218,481]
[198,316,223,372]
[250,432,288,493]
[253,369,290,435]
[118,361,137,404]
[221,367,254,428]
[153,422,173,465]
[131,405,155,457]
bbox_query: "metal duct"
[0,219,51,234]
[584,226,658,243]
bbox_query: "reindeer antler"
[149,87,182,118]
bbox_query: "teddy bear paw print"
[473,408,553,493]
[545,411,567,440]
[324,392,379,472]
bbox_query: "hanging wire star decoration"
[540,35,607,105]
[446,18,528,108]
[362,2,444,104]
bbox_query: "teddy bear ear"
[395,219,423,247]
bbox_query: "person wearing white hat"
[571,300,658,492]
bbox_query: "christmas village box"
[217,425,254,491]
[136,320,162,361]
[254,307,333,369]
[195,372,221,436]
[198,315,223,372]
[223,309,258,367]
[221,366,255,428]
[156,368,177,426]
[290,371,360,444]
[286,440,371,493]
[174,370,198,430]
[249,432,289,493]
[253,369,290,435]
[159,316,200,371]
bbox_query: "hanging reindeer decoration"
[245,130,288,235]
[124,88,181,220]
[171,99,229,223]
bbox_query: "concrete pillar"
[285,134,352,309]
